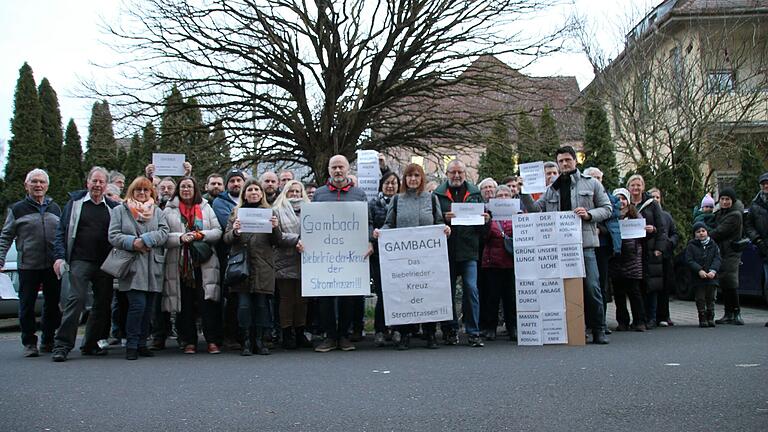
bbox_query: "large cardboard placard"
[300,202,370,297]
[379,225,453,325]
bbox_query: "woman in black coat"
[627,175,668,329]
[609,188,646,331]
[709,188,745,325]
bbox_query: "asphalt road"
[1,323,766,432]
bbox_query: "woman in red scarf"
[163,177,223,354]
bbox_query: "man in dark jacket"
[710,188,744,325]
[744,172,768,327]
[649,188,679,327]
[433,159,488,347]
[311,155,371,353]
[0,169,62,357]
[51,167,120,362]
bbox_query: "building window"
[707,70,736,93]
[670,46,683,99]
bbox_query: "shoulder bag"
[224,247,249,285]
[496,221,514,256]
[100,205,141,278]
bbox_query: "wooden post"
[564,278,586,346]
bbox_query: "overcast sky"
[0,0,654,170]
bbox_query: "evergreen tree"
[515,111,539,164]
[478,119,515,181]
[140,122,158,174]
[183,97,211,174]
[84,100,117,169]
[4,63,42,205]
[581,98,619,191]
[207,123,230,175]
[736,136,768,204]
[538,105,560,161]
[123,133,144,179]
[60,119,84,197]
[159,86,187,154]
[38,78,63,196]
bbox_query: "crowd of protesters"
[1,145,766,360]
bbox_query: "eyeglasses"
[135,188,151,192]
[447,171,465,176]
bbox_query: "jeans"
[319,296,359,340]
[583,248,606,332]
[443,260,480,336]
[237,293,272,330]
[54,260,113,352]
[125,290,156,349]
[110,290,128,339]
[18,269,61,346]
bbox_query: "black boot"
[592,330,609,345]
[283,328,297,350]
[241,329,253,356]
[698,311,707,328]
[295,327,312,348]
[707,309,716,327]
[715,310,734,325]
[732,308,744,325]
[254,328,270,355]
[425,332,439,349]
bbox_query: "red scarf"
[179,201,203,230]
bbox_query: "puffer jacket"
[162,198,222,312]
[223,206,283,295]
[0,196,61,269]
[710,200,744,290]
[520,169,612,248]
[609,216,643,280]
[481,220,514,269]
[744,192,768,260]
[635,193,668,292]
[107,204,169,293]
[684,238,721,288]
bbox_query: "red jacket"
[482,220,515,269]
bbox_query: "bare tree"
[88,0,568,181]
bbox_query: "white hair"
[479,177,498,189]
[87,166,109,181]
[25,168,49,184]
[584,167,603,177]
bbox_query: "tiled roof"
[673,0,768,14]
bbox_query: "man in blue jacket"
[0,169,62,357]
[51,167,120,362]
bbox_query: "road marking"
[735,364,760,367]
[664,363,680,366]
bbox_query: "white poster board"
[486,198,520,220]
[237,208,273,233]
[300,202,370,297]
[379,225,453,325]
[519,161,546,194]
[516,312,543,346]
[511,214,536,247]
[515,279,539,312]
[451,203,485,226]
[619,218,647,239]
[542,310,568,344]
[152,153,186,176]
[356,150,381,202]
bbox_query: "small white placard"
[513,246,538,280]
[619,218,647,239]
[517,311,543,346]
[486,198,520,221]
[556,212,582,245]
[559,244,585,278]
[535,245,560,279]
[520,161,546,194]
[0,273,18,299]
[537,279,565,311]
[451,203,485,226]
[516,279,539,312]
[237,208,273,233]
[152,153,186,176]
[511,214,536,246]
[542,310,568,344]
[535,213,557,245]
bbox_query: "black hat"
[719,187,737,201]
[692,221,708,234]
[225,168,246,185]
[759,172,768,184]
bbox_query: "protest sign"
[542,310,568,344]
[379,225,452,325]
[513,246,538,280]
[538,279,565,311]
[515,279,539,312]
[556,212,582,245]
[451,202,485,225]
[301,202,370,296]
[152,153,186,176]
[237,208,273,233]
[516,312,543,346]
[487,198,520,220]
[619,218,647,239]
[559,244,585,278]
[519,161,546,194]
[511,214,536,246]
[356,150,380,202]
[535,212,557,244]
[535,245,560,279]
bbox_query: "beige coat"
[162,198,222,312]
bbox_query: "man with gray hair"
[0,169,62,357]
[109,170,126,194]
[51,167,121,362]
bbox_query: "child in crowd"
[692,194,716,229]
[684,222,721,327]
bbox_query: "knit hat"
[225,168,246,185]
[692,221,708,235]
[759,172,768,184]
[719,187,737,201]
[700,194,715,208]
[612,188,631,203]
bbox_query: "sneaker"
[468,335,484,347]
[184,344,196,354]
[23,344,39,357]
[39,343,54,353]
[658,321,669,327]
[107,337,121,346]
[52,350,68,362]
[137,347,155,357]
[207,343,221,354]
[314,338,338,353]
[667,319,675,326]
[339,337,356,351]
[391,331,402,345]
[443,330,459,346]
[374,332,386,347]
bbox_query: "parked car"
[0,242,43,319]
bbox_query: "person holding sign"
[162,177,224,354]
[520,146,613,344]
[309,155,371,353]
[609,188,646,332]
[223,179,282,356]
[434,159,489,347]
[374,163,449,349]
